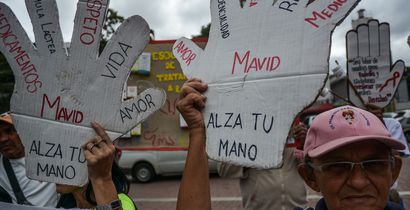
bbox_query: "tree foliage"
[99,8,125,53]
[0,53,13,113]
[193,23,211,38]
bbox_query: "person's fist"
[177,79,208,130]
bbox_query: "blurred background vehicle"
[118,149,218,183]
[399,116,410,144]
[394,109,410,122]
[383,112,398,118]
[302,115,317,129]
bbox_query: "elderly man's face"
[0,122,24,159]
[300,141,402,210]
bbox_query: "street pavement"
[129,158,410,210]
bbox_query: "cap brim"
[307,135,406,158]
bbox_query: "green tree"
[0,8,125,113]
[150,29,155,40]
[0,53,13,113]
[99,8,125,53]
[193,23,211,38]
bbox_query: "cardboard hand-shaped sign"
[173,0,360,168]
[347,20,405,108]
[0,0,166,186]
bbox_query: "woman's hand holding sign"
[173,0,361,168]
[0,0,166,185]
[83,122,118,207]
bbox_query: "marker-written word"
[232,50,280,75]
[41,94,84,124]
[219,139,257,161]
[207,112,274,134]
[0,8,43,93]
[305,0,349,28]
[80,0,104,45]
[173,40,197,66]
[102,42,133,79]
[120,93,157,123]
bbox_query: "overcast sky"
[1,0,409,70]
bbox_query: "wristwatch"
[95,199,122,210]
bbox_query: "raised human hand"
[347,20,405,108]
[173,0,360,168]
[0,0,165,185]
[177,78,208,130]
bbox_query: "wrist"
[187,121,205,130]
[90,173,113,186]
[188,126,206,149]
[189,126,205,133]
[94,199,122,210]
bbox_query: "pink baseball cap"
[304,106,405,158]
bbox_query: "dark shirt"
[294,198,405,210]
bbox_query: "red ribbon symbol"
[379,72,401,92]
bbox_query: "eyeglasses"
[307,158,394,177]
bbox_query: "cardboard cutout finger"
[211,0,242,19]
[174,0,360,168]
[0,3,42,102]
[173,37,203,78]
[347,31,358,59]
[0,3,37,77]
[113,88,166,132]
[357,24,370,57]
[368,20,380,57]
[97,15,150,87]
[25,0,64,56]
[70,0,108,60]
[2,1,165,186]
[379,23,391,63]
[347,20,405,108]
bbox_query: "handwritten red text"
[232,50,280,74]
[0,9,42,93]
[80,0,103,45]
[41,94,84,124]
[305,0,348,28]
[173,41,197,66]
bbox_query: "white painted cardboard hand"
[0,0,166,186]
[173,0,360,168]
[347,20,405,108]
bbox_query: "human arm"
[176,79,211,210]
[83,122,121,209]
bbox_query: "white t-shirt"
[384,118,410,156]
[0,156,58,207]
